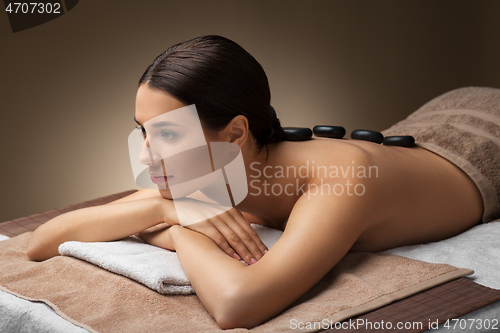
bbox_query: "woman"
[27,35,497,329]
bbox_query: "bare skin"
[27,86,484,329]
[252,138,484,250]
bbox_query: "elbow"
[27,234,53,261]
[212,285,260,330]
[214,309,247,330]
[215,316,241,330]
[27,237,43,261]
[214,305,249,330]
[26,242,41,261]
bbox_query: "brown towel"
[0,233,472,333]
[382,87,500,222]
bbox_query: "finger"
[215,212,265,262]
[208,216,258,264]
[186,221,240,260]
[229,210,269,254]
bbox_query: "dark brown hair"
[139,35,285,148]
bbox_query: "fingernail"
[264,249,268,254]
[251,258,257,264]
[233,253,241,260]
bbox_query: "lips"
[150,173,166,178]
[150,173,173,185]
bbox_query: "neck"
[234,143,306,227]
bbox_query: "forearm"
[28,197,170,261]
[172,225,247,285]
[170,226,248,321]
[171,226,277,328]
[135,223,174,250]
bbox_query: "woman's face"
[134,85,219,199]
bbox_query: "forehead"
[135,85,187,124]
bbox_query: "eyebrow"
[134,117,181,128]
[150,121,180,128]
[134,117,179,128]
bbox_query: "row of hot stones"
[283,126,415,147]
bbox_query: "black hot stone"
[350,130,384,144]
[383,135,415,147]
[313,125,346,139]
[283,127,313,141]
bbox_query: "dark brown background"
[1,0,500,222]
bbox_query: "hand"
[185,208,268,265]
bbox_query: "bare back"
[260,138,484,252]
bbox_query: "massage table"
[1,190,499,333]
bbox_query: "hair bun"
[260,106,286,146]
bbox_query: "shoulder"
[293,140,387,226]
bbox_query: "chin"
[158,188,173,200]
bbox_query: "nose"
[139,138,157,165]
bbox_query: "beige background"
[1,0,499,222]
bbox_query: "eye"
[136,125,146,136]
[161,130,178,140]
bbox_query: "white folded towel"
[59,224,283,295]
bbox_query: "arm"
[126,191,267,264]
[27,193,177,261]
[28,188,267,264]
[169,190,370,329]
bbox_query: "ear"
[223,115,249,147]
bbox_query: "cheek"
[202,128,221,143]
